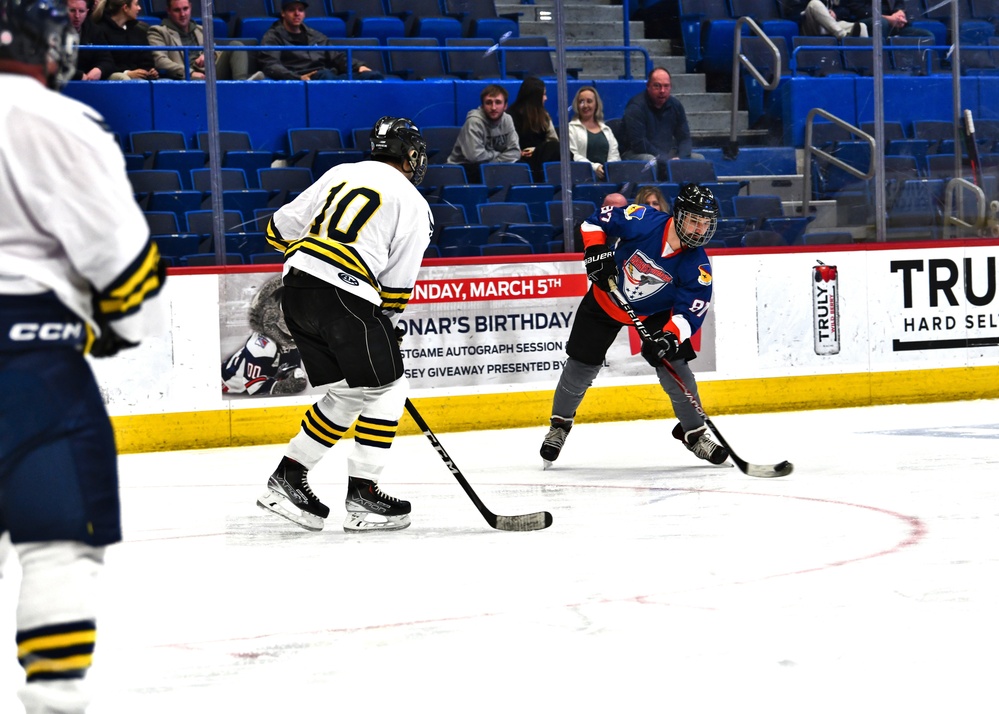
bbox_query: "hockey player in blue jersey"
[0,0,167,710]
[540,183,730,467]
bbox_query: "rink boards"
[93,240,999,453]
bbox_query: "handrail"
[85,43,652,81]
[801,108,875,222]
[943,177,987,239]
[727,17,779,158]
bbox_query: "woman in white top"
[566,86,620,181]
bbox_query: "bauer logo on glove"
[583,244,618,291]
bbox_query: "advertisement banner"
[753,244,999,371]
[219,260,719,398]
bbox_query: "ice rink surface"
[2,399,999,713]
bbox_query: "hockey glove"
[583,244,618,292]
[88,320,138,358]
[276,346,302,378]
[641,330,680,367]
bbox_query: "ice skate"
[673,423,729,465]
[343,477,411,531]
[257,456,330,531]
[540,415,573,468]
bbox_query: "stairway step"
[517,19,648,42]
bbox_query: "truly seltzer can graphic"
[812,261,840,355]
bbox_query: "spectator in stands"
[258,0,382,81]
[567,85,620,181]
[91,0,159,80]
[620,67,699,172]
[447,83,521,183]
[635,185,668,212]
[508,76,560,182]
[840,0,934,39]
[69,0,114,80]
[148,0,260,80]
[783,0,868,39]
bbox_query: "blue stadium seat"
[154,234,203,259]
[481,162,533,201]
[237,17,279,43]
[438,224,490,257]
[505,184,556,222]
[153,150,207,190]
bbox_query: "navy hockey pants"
[0,294,121,546]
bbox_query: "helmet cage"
[672,184,719,248]
[369,116,428,186]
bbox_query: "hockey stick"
[608,285,793,478]
[963,110,985,189]
[404,399,553,531]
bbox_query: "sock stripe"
[17,622,96,682]
[355,416,398,448]
[302,406,349,446]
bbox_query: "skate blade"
[257,491,325,532]
[542,459,554,470]
[343,512,411,532]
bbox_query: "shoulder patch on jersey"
[697,264,712,286]
[624,205,647,220]
[338,272,360,287]
[253,334,272,350]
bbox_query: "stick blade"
[741,460,794,478]
[492,511,554,531]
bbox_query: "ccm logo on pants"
[9,322,85,341]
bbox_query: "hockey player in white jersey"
[256,116,432,532]
[0,1,167,710]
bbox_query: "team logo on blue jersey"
[622,250,673,301]
[624,205,647,220]
[697,264,712,286]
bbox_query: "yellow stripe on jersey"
[286,238,379,291]
[379,286,413,313]
[96,243,161,315]
[95,241,164,318]
[265,217,286,253]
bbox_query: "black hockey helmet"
[0,0,78,88]
[672,182,719,248]
[369,115,428,187]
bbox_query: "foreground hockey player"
[0,0,167,709]
[257,116,431,532]
[540,183,730,468]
